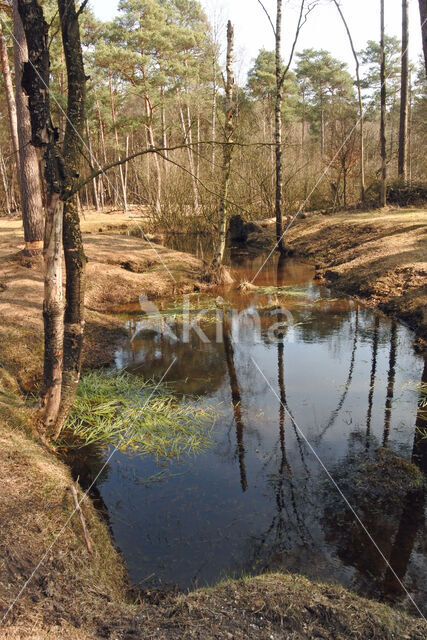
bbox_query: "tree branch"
[76,0,89,17]
[68,140,282,198]
[155,150,255,218]
[280,0,318,85]
[257,0,276,36]
[70,142,255,218]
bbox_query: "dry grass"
[155,573,427,640]
[0,390,131,639]
[286,207,427,347]
[0,211,204,387]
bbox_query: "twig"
[281,0,318,84]
[68,485,93,554]
[257,0,276,36]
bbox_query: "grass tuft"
[59,370,215,458]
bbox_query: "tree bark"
[419,0,427,75]
[275,0,284,253]
[54,0,88,438]
[398,0,409,181]
[0,21,20,175]
[12,0,44,252]
[380,0,387,207]
[18,0,65,430]
[211,21,234,270]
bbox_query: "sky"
[90,0,424,82]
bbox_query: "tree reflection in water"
[85,251,425,612]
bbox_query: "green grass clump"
[249,285,310,297]
[60,370,215,458]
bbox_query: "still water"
[89,250,426,614]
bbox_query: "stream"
[76,246,426,615]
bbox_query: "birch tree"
[210,20,234,271]
[398,0,409,181]
[18,0,65,429]
[0,19,19,175]
[54,0,88,436]
[380,0,387,207]
[18,0,87,435]
[257,0,315,253]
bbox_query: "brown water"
[83,248,426,615]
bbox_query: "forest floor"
[0,210,426,638]
[0,211,203,388]
[284,207,427,351]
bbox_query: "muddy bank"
[0,212,426,638]
[283,208,427,350]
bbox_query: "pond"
[78,248,426,615]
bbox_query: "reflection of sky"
[99,258,425,612]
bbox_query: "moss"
[362,447,424,494]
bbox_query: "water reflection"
[366,316,380,449]
[383,321,398,446]
[223,313,248,492]
[88,252,425,614]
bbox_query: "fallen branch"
[68,485,93,554]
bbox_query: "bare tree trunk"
[86,120,99,210]
[320,104,325,160]
[124,135,129,203]
[42,193,64,429]
[380,0,387,207]
[54,0,87,437]
[408,76,413,183]
[211,21,234,270]
[275,0,284,253]
[160,86,168,159]
[196,109,200,182]
[178,97,199,213]
[109,74,128,211]
[0,21,19,174]
[419,0,427,75]
[12,0,44,252]
[96,98,111,202]
[301,85,306,148]
[144,95,161,214]
[398,0,409,181]
[0,149,11,215]
[333,0,365,203]
[211,56,217,172]
[18,0,65,430]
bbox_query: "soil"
[0,209,426,639]
[283,207,427,351]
